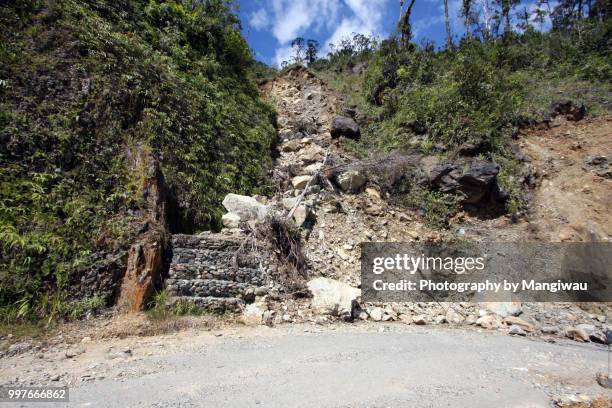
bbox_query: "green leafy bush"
[0,0,275,320]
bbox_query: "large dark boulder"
[551,100,586,121]
[331,116,360,140]
[425,160,506,205]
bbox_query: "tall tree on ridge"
[398,0,418,48]
[306,39,319,64]
[462,0,473,38]
[481,0,493,39]
[444,0,454,48]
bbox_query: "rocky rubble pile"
[166,68,611,348]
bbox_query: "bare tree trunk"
[463,0,472,38]
[444,0,453,48]
[398,0,418,48]
[481,0,492,40]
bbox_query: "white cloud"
[270,0,341,44]
[249,9,270,31]
[323,0,389,55]
[274,44,297,67]
[268,0,390,66]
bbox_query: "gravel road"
[8,324,609,408]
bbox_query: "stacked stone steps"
[165,233,268,311]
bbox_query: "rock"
[596,373,612,389]
[558,226,578,242]
[508,325,527,336]
[427,161,504,205]
[399,314,413,324]
[434,315,447,324]
[222,212,241,228]
[445,308,465,325]
[483,302,522,318]
[292,175,312,190]
[541,325,560,334]
[242,302,266,326]
[222,193,268,221]
[315,315,328,325]
[585,155,608,166]
[368,307,384,321]
[465,315,478,325]
[365,187,381,199]
[590,331,607,344]
[263,310,275,327]
[292,204,311,227]
[7,341,32,356]
[358,311,368,320]
[299,145,324,163]
[282,197,299,210]
[331,116,360,140]
[304,163,323,174]
[281,139,302,152]
[336,170,367,194]
[575,323,596,336]
[476,315,502,329]
[553,394,599,407]
[412,315,427,325]
[565,327,590,342]
[551,100,586,121]
[503,316,535,333]
[383,307,398,321]
[81,336,92,344]
[307,277,360,317]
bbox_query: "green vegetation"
[312,2,610,225]
[0,0,276,321]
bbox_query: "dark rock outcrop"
[331,116,360,140]
[551,100,586,122]
[424,159,507,205]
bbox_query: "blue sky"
[236,0,551,67]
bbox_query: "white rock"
[365,187,381,199]
[222,194,268,222]
[445,308,465,325]
[476,314,502,329]
[222,212,241,228]
[307,277,360,317]
[482,302,522,318]
[242,302,266,326]
[413,315,427,325]
[292,175,312,190]
[508,325,527,336]
[369,307,384,322]
[292,204,311,227]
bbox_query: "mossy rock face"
[0,0,276,320]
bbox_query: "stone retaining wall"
[165,232,270,310]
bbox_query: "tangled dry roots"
[268,217,308,290]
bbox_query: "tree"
[444,0,453,48]
[306,39,319,64]
[481,0,493,39]
[462,0,474,38]
[496,0,520,34]
[291,37,306,64]
[398,0,418,48]
[517,7,533,31]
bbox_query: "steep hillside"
[0,0,276,320]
